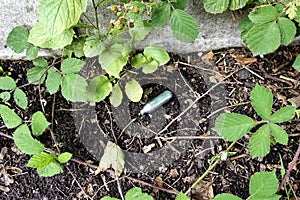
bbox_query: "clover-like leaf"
[270,106,295,123]
[269,123,288,145]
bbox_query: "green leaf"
[37,162,63,177]
[96,141,125,176]
[87,75,112,102]
[110,84,123,107]
[64,37,85,58]
[176,192,190,200]
[292,55,300,72]
[270,106,295,123]
[98,44,130,78]
[61,58,85,74]
[0,92,11,102]
[83,36,105,57]
[203,0,229,14]
[101,197,120,200]
[33,58,48,68]
[27,152,54,168]
[129,20,152,41]
[249,124,270,158]
[46,68,62,94]
[0,77,16,90]
[229,0,248,10]
[13,88,28,109]
[212,113,255,141]
[141,60,159,74]
[125,187,154,200]
[151,2,171,27]
[13,124,45,155]
[249,171,279,197]
[6,26,29,53]
[62,74,87,102]
[269,123,288,145]
[171,9,199,43]
[125,79,143,102]
[172,0,188,10]
[31,111,51,136]
[131,53,148,68]
[250,84,273,120]
[277,17,296,46]
[57,152,72,163]
[239,16,255,44]
[0,104,22,129]
[248,5,279,24]
[214,193,242,200]
[249,194,281,200]
[26,45,38,60]
[27,66,47,84]
[144,46,170,66]
[245,22,280,55]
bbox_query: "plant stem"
[92,0,99,29]
[184,140,237,195]
[82,13,98,29]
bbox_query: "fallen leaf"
[95,141,125,176]
[155,174,163,187]
[201,50,214,62]
[170,168,179,178]
[234,56,257,65]
[192,180,214,200]
[277,93,287,105]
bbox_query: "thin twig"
[92,0,100,29]
[0,131,13,140]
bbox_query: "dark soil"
[0,46,299,200]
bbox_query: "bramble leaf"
[213,113,254,141]
[249,124,270,158]
[62,74,87,102]
[0,104,22,129]
[110,84,123,107]
[6,26,29,53]
[172,0,188,10]
[101,197,119,200]
[248,5,278,24]
[33,58,48,68]
[26,45,39,60]
[151,2,171,28]
[270,106,295,123]
[13,124,45,155]
[57,152,72,163]
[250,84,273,120]
[31,111,51,136]
[46,68,61,94]
[125,79,143,102]
[277,17,296,46]
[0,77,16,90]
[171,9,199,43]
[269,123,288,145]
[125,187,154,200]
[27,66,47,84]
[229,0,248,10]
[27,152,54,168]
[203,0,229,14]
[83,36,105,57]
[214,193,242,200]
[37,162,63,177]
[176,192,190,200]
[61,58,85,74]
[292,55,300,72]
[86,75,112,102]
[13,88,28,109]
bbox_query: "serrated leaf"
[13,88,28,109]
[292,55,300,72]
[27,152,54,168]
[27,66,47,84]
[142,60,159,74]
[110,84,123,107]
[151,2,171,27]
[31,111,50,136]
[176,192,190,200]
[62,74,87,102]
[6,26,29,53]
[250,84,273,120]
[270,106,295,123]
[125,187,154,200]
[203,0,229,14]
[83,36,105,57]
[125,79,143,102]
[144,46,170,66]
[95,141,125,176]
[277,17,296,46]
[58,152,72,163]
[37,161,63,177]
[245,22,280,55]
[33,58,48,68]
[171,9,199,43]
[239,16,255,44]
[269,123,288,145]
[87,75,112,102]
[61,58,85,74]
[248,5,278,24]
[172,0,188,10]
[101,197,119,200]
[249,171,279,197]
[0,77,16,90]
[46,68,61,94]
[98,44,130,78]
[13,124,45,155]
[249,124,270,158]
[26,45,38,60]
[0,92,11,102]
[213,113,254,141]
[229,0,248,10]
[0,104,22,129]
[214,193,242,200]
[249,194,281,200]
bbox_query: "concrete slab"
[0,0,244,60]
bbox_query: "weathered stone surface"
[0,0,244,59]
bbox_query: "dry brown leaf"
[155,174,163,187]
[235,56,257,65]
[201,51,214,63]
[277,93,287,105]
[170,168,179,178]
[192,180,214,200]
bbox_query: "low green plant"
[101,187,153,200]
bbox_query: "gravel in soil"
[0,46,299,199]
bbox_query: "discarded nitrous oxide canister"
[140,90,173,115]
